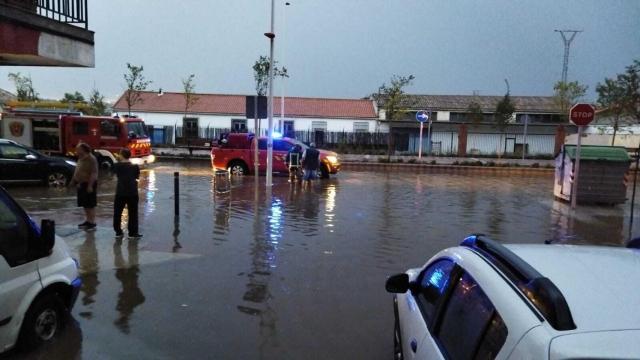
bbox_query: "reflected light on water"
[325,184,337,232]
[143,169,157,217]
[266,198,283,268]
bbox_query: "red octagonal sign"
[570,103,595,126]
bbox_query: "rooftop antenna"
[554,30,582,83]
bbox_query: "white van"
[0,185,81,353]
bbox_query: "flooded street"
[4,162,636,359]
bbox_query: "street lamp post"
[265,0,276,187]
[280,2,290,133]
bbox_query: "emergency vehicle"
[211,133,340,178]
[0,108,155,169]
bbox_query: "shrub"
[407,158,417,164]
[430,160,437,165]
[396,158,404,163]
[530,162,540,168]
[378,157,389,163]
[486,161,495,167]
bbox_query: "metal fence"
[151,126,557,156]
[2,0,90,28]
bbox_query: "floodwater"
[3,162,636,359]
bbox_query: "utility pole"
[265,0,276,187]
[554,30,582,83]
[280,2,290,132]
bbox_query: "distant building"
[0,88,16,105]
[374,94,573,156]
[112,91,380,144]
[0,0,94,67]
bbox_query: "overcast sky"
[1,0,638,102]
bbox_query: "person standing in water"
[112,148,142,239]
[71,143,99,231]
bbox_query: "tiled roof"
[113,91,377,119]
[375,94,559,113]
[0,88,16,104]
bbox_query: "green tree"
[494,86,515,156]
[87,89,107,115]
[467,100,483,124]
[61,91,85,103]
[596,78,627,145]
[123,63,152,115]
[7,72,38,101]
[378,74,415,158]
[619,59,640,122]
[553,80,588,120]
[253,55,288,96]
[182,74,199,118]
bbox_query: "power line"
[554,29,582,83]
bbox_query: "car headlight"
[326,156,338,164]
[65,160,77,167]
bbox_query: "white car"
[0,185,81,353]
[386,235,640,360]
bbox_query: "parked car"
[386,235,640,359]
[0,185,81,353]
[0,139,76,187]
[210,133,341,178]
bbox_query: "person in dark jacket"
[301,142,320,185]
[112,148,142,238]
[286,144,303,182]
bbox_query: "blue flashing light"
[273,131,283,139]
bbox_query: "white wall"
[436,111,450,122]
[121,110,382,133]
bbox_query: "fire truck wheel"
[228,161,248,176]
[98,157,114,171]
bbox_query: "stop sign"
[570,103,595,126]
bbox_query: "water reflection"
[139,169,157,218]
[113,238,145,334]
[78,231,99,320]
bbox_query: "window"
[100,120,120,138]
[232,119,248,133]
[416,259,455,324]
[436,272,508,360]
[353,122,369,133]
[312,121,327,131]
[73,121,89,135]
[183,117,199,139]
[274,140,293,152]
[0,144,29,159]
[0,194,30,267]
[126,121,149,138]
[283,120,295,137]
[258,139,267,150]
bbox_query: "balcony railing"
[37,0,88,28]
[1,0,88,29]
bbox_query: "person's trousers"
[114,195,139,234]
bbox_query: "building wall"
[406,131,555,156]
[122,110,382,134]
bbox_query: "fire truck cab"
[0,109,155,169]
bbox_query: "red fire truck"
[0,108,155,168]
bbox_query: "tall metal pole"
[254,95,259,178]
[570,125,584,209]
[522,113,528,160]
[418,122,423,159]
[426,113,433,156]
[629,146,640,241]
[280,2,290,132]
[265,0,276,187]
[555,30,582,83]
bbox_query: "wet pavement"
[3,162,637,359]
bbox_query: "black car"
[0,139,76,187]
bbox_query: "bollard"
[174,171,179,216]
[214,169,231,194]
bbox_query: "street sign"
[569,103,595,126]
[416,110,429,123]
[568,103,594,209]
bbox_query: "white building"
[112,91,380,144]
